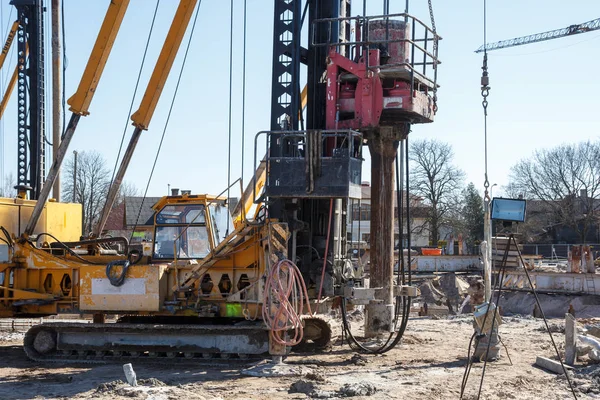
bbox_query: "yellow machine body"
[0,197,82,241]
[0,194,275,321]
[79,264,168,312]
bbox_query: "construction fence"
[522,243,600,260]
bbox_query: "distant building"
[104,196,162,241]
[520,193,600,244]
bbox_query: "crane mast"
[10,0,46,199]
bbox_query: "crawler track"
[23,317,333,364]
[24,322,270,364]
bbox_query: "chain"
[481,52,490,201]
[428,0,436,38]
[481,54,490,115]
[481,0,491,201]
[427,0,439,114]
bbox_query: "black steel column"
[11,0,45,199]
[270,0,302,136]
[307,0,350,130]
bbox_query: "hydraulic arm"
[24,0,130,237]
[95,0,198,238]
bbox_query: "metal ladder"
[585,274,597,294]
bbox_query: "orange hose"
[262,259,312,346]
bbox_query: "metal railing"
[312,13,441,92]
[253,129,363,202]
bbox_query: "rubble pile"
[417,273,472,315]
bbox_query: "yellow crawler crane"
[12,194,311,361]
[0,0,329,362]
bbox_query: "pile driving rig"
[0,0,440,361]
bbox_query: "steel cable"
[225,0,234,236]
[61,0,66,140]
[240,0,247,204]
[129,0,202,243]
[109,0,160,190]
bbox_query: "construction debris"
[535,356,573,375]
[0,316,587,399]
[123,363,137,386]
[565,313,576,366]
[242,359,314,377]
[338,382,378,397]
[289,379,317,395]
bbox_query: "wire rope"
[60,0,66,139]
[108,0,160,189]
[240,0,247,200]
[225,0,234,236]
[129,0,202,243]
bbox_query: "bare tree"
[116,181,140,205]
[409,139,465,246]
[509,141,600,243]
[62,151,141,236]
[63,151,111,235]
[0,172,16,197]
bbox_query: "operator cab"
[151,195,233,260]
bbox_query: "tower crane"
[475,17,600,53]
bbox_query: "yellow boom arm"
[95,0,199,236]
[131,0,197,130]
[0,20,19,70]
[0,21,21,119]
[67,0,130,116]
[0,64,18,119]
[25,0,130,236]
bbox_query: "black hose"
[128,249,142,265]
[34,232,103,265]
[460,332,477,399]
[339,139,413,355]
[0,226,13,248]
[340,294,410,354]
[106,260,130,287]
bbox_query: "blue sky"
[0,0,599,199]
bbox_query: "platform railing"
[253,129,363,201]
[312,13,441,93]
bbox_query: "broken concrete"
[338,382,378,397]
[535,356,572,375]
[242,360,314,377]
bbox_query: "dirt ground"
[0,314,595,400]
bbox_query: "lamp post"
[72,151,78,203]
[490,183,497,199]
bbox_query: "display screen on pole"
[490,198,526,222]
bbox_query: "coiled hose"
[262,259,312,346]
